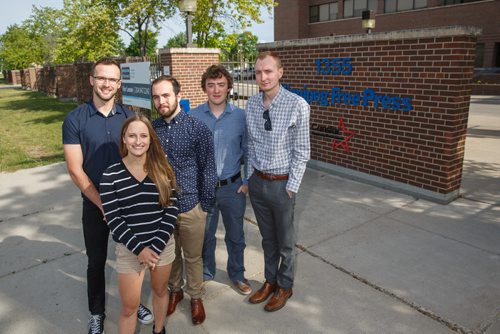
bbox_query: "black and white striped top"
[100,161,178,256]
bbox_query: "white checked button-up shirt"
[246,85,310,193]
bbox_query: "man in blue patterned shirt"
[190,65,252,296]
[152,76,216,325]
[246,51,310,312]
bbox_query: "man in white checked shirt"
[245,51,310,312]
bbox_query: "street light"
[362,10,376,34]
[179,0,197,47]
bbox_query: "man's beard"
[159,97,178,119]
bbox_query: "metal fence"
[220,60,258,109]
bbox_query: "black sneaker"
[153,326,166,334]
[88,314,105,334]
[137,303,154,325]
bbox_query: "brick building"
[275,0,500,68]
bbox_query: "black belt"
[216,172,241,187]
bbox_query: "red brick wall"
[55,65,77,99]
[159,48,220,109]
[36,67,57,96]
[259,26,478,201]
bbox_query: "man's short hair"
[257,51,282,69]
[201,65,233,91]
[151,75,181,95]
[92,58,121,76]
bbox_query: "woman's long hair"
[119,114,176,207]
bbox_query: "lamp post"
[179,0,197,47]
[361,10,376,34]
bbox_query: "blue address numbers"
[315,58,353,75]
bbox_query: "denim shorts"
[115,237,175,274]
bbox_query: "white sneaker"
[137,303,154,325]
[88,314,105,334]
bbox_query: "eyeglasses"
[263,109,272,131]
[93,76,121,85]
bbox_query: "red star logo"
[331,118,355,153]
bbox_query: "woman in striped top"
[100,114,178,334]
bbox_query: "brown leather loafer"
[191,298,206,325]
[249,281,277,304]
[264,287,293,312]
[166,289,184,316]
[234,280,252,295]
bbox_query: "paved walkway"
[0,96,498,333]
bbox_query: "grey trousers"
[248,173,297,289]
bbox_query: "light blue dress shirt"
[190,102,248,183]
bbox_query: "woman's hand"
[138,248,160,270]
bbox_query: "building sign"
[284,58,414,153]
[283,58,413,113]
[120,62,151,109]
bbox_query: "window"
[344,0,377,18]
[475,43,484,68]
[310,2,339,23]
[385,0,427,12]
[495,43,500,68]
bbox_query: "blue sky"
[0,0,274,45]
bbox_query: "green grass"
[0,87,77,172]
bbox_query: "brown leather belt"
[254,169,289,181]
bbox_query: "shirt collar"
[89,101,120,117]
[203,101,234,116]
[260,85,284,110]
[168,109,187,124]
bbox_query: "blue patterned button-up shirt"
[152,111,216,213]
[245,85,311,193]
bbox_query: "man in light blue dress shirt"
[190,65,252,295]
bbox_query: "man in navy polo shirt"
[62,58,152,334]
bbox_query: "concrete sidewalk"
[0,96,499,334]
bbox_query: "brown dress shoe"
[191,298,206,325]
[248,282,277,304]
[264,287,293,312]
[166,289,184,316]
[234,280,252,295]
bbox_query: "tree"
[126,31,159,57]
[164,32,187,48]
[192,0,276,47]
[54,0,121,63]
[219,31,258,62]
[23,6,64,65]
[0,25,45,70]
[100,0,176,56]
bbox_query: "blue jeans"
[202,178,247,283]
[248,173,296,289]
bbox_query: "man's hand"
[286,189,295,199]
[237,184,248,194]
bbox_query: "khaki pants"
[168,203,206,299]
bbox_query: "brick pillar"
[158,48,219,109]
[11,70,21,85]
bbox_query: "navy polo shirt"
[62,101,133,191]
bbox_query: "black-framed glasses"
[263,109,272,131]
[92,76,121,85]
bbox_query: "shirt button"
[107,131,111,135]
